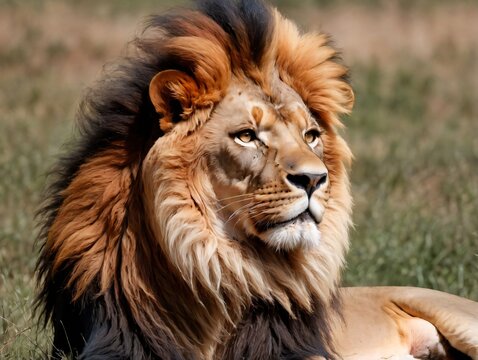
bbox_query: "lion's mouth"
[255,210,315,233]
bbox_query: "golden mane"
[37,0,354,358]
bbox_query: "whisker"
[248,203,290,221]
[230,204,267,232]
[217,193,254,202]
[216,196,253,212]
[221,198,300,232]
[224,199,268,228]
[230,210,250,232]
[224,202,256,226]
[229,204,270,229]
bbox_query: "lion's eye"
[238,130,254,143]
[304,129,320,147]
[234,129,257,148]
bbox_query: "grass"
[0,64,74,360]
[344,60,478,297]
[1,0,477,357]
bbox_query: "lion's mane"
[36,0,353,358]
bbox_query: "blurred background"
[1,0,477,357]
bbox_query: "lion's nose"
[286,172,327,196]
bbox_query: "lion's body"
[334,287,478,359]
[36,0,478,359]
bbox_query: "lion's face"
[202,79,330,251]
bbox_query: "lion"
[36,0,478,359]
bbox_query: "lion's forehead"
[245,101,308,127]
[224,79,311,127]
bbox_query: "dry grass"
[0,1,477,357]
[292,2,478,64]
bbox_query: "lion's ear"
[149,70,200,133]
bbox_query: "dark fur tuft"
[197,0,272,65]
[221,298,340,360]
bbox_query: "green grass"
[343,61,478,298]
[1,1,477,357]
[1,71,75,360]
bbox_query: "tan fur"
[332,287,478,359]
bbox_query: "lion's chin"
[257,212,321,251]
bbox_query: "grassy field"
[1,0,477,357]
